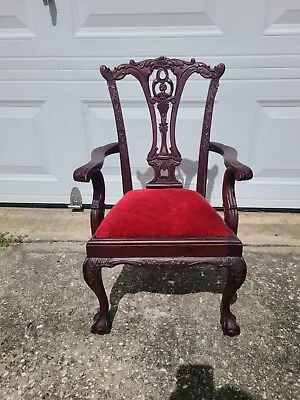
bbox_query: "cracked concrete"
[0,241,299,400]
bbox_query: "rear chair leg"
[220,257,247,336]
[83,258,110,334]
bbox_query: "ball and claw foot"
[91,311,110,335]
[220,257,246,336]
[220,311,240,337]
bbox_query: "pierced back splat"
[100,56,225,195]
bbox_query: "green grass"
[0,232,27,247]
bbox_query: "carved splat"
[100,56,225,191]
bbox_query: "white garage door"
[0,0,300,208]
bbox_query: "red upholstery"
[96,188,233,239]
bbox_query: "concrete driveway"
[0,239,299,399]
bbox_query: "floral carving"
[107,80,133,193]
[90,256,240,269]
[101,56,225,80]
[100,56,225,189]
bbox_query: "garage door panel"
[252,100,300,179]
[235,182,300,208]
[72,0,224,39]
[0,99,57,182]
[264,0,300,36]
[0,0,35,39]
[0,83,84,203]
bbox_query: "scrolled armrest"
[209,142,253,181]
[73,142,119,182]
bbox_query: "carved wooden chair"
[73,56,253,337]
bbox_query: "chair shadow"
[111,161,222,326]
[169,364,260,400]
[109,265,228,328]
[136,160,219,203]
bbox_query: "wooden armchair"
[73,56,253,337]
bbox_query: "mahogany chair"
[73,56,253,337]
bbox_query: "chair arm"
[73,142,119,182]
[209,142,253,234]
[209,142,253,181]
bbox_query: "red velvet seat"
[96,188,233,239]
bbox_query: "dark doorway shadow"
[136,161,219,203]
[169,364,260,400]
[109,265,228,329]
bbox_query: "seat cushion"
[96,188,233,239]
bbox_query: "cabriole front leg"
[83,258,109,334]
[220,257,247,336]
